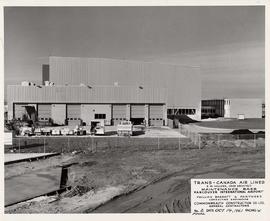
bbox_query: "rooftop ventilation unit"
[21,81,30,86]
[45,81,54,86]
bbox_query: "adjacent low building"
[201,99,225,118]
[202,98,264,119]
[224,98,264,119]
[7,56,202,126]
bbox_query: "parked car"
[74,126,86,136]
[61,128,70,136]
[51,128,61,136]
[20,126,34,136]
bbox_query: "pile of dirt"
[231,129,253,134]
[5,142,265,214]
[167,115,198,124]
[257,131,265,134]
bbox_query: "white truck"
[51,128,61,136]
[95,120,105,135]
[117,120,133,136]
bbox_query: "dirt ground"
[5,142,264,213]
[195,118,265,130]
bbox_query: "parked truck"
[117,120,133,136]
[94,120,105,135]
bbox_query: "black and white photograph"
[2,2,267,217]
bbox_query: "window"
[167,109,196,115]
[95,114,106,119]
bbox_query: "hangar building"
[7,56,201,126]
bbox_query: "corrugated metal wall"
[49,56,201,109]
[7,85,167,104]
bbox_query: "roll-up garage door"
[131,105,145,118]
[149,105,164,126]
[14,104,27,120]
[67,105,81,125]
[38,104,52,121]
[51,104,66,125]
[67,105,81,119]
[112,105,126,125]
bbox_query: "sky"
[4,6,265,100]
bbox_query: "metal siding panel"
[49,56,200,109]
[7,85,166,104]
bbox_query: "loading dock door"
[112,105,126,125]
[38,104,51,121]
[51,104,66,125]
[131,105,145,125]
[67,105,81,125]
[14,104,27,120]
[149,105,164,126]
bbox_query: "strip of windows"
[67,118,80,120]
[167,109,196,115]
[95,114,106,119]
[113,118,126,121]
